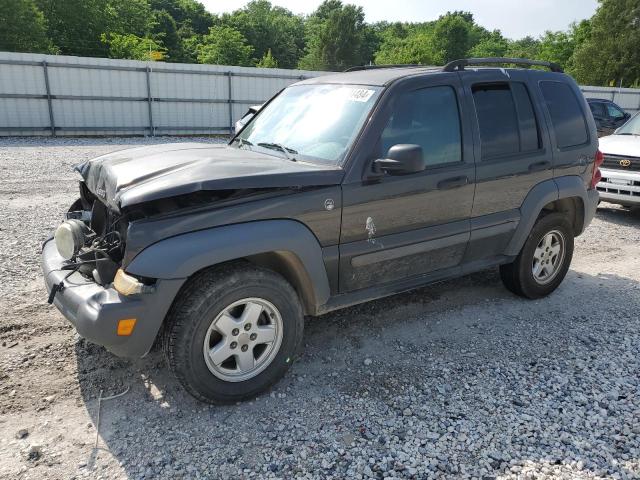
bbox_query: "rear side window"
[606,103,625,119]
[379,85,462,166]
[472,82,540,159]
[540,81,589,148]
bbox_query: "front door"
[339,74,476,292]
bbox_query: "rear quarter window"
[540,81,589,149]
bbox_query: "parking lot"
[0,137,639,479]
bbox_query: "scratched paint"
[366,216,377,244]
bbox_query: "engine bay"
[55,182,127,286]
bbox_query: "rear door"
[459,69,552,262]
[537,77,595,180]
[338,73,476,292]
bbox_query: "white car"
[597,112,640,208]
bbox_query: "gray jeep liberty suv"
[42,58,601,403]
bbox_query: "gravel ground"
[1,136,639,480]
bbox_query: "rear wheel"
[163,263,304,404]
[500,213,574,299]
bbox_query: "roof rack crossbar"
[443,57,563,73]
[344,64,422,72]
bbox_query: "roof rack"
[344,64,423,72]
[443,57,563,73]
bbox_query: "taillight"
[590,150,604,189]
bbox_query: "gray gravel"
[1,136,639,480]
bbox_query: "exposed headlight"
[113,269,153,296]
[54,219,87,260]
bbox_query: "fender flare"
[505,176,593,256]
[125,219,331,311]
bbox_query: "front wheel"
[163,263,304,404]
[500,212,575,299]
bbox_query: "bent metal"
[42,58,601,403]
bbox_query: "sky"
[200,0,599,39]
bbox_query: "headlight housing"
[113,269,153,296]
[54,219,88,260]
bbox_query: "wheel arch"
[126,220,331,316]
[505,176,590,256]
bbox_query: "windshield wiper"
[257,142,298,161]
[617,133,639,136]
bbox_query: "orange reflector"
[117,318,137,336]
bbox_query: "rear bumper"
[597,169,640,206]
[582,188,600,232]
[41,237,184,358]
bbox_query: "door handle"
[437,176,469,190]
[528,161,551,172]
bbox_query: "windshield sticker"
[347,88,376,102]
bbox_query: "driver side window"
[379,86,462,167]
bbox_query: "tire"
[163,263,304,404]
[500,212,574,299]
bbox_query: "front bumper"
[597,169,640,206]
[41,237,185,358]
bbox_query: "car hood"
[599,134,640,157]
[76,143,344,211]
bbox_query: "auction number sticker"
[347,88,376,102]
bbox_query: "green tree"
[196,25,253,66]
[506,36,541,59]
[223,0,305,69]
[537,30,575,68]
[374,12,478,66]
[257,48,278,68]
[150,0,214,34]
[36,0,109,57]
[101,33,166,60]
[106,0,153,37]
[429,12,474,64]
[152,9,184,61]
[0,0,53,53]
[571,0,640,86]
[469,30,509,58]
[298,0,367,71]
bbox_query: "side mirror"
[372,144,425,176]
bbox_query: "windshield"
[235,84,382,164]
[616,112,640,136]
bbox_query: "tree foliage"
[257,48,278,68]
[5,0,640,86]
[572,0,640,86]
[298,0,368,71]
[197,26,253,66]
[223,0,305,68]
[0,0,53,53]
[101,33,165,60]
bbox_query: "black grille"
[602,155,640,172]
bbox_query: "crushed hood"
[77,143,344,210]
